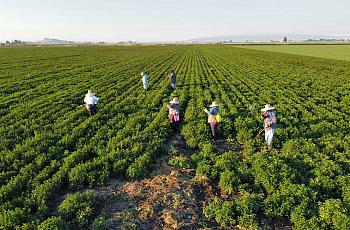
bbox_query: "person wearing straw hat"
[167,96,180,132]
[141,72,149,91]
[204,101,221,139]
[261,104,277,148]
[84,90,100,116]
[168,70,176,89]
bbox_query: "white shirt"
[142,75,148,84]
[84,95,99,105]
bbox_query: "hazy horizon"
[1,0,349,42]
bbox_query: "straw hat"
[170,97,179,104]
[86,90,95,97]
[141,72,144,76]
[210,101,219,107]
[261,104,275,112]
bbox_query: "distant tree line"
[0,40,27,46]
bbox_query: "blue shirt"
[209,106,220,115]
[264,110,277,131]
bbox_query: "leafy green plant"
[218,170,239,195]
[38,216,66,230]
[168,156,193,169]
[203,197,237,227]
[91,215,114,230]
[319,199,350,229]
[58,190,98,228]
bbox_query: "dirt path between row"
[95,133,217,229]
[93,133,252,229]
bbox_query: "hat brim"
[170,101,179,104]
[261,107,275,112]
[86,93,95,97]
[210,104,219,107]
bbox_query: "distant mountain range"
[37,38,75,45]
[2,35,350,45]
[0,38,76,45]
[187,34,350,42]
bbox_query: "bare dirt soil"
[95,133,218,229]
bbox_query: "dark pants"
[86,104,97,116]
[210,123,218,138]
[170,121,180,133]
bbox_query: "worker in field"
[168,70,176,89]
[141,72,149,91]
[204,101,221,139]
[167,96,180,132]
[261,104,277,148]
[84,90,100,116]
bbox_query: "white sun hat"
[86,90,95,97]
[170,97,179,104]
[261,104,275,112]
[210,101,219,107]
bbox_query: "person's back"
[141,72,149,90]
[84,90,99,116]
[168,103,179,114]
[263,110,277,130]
[204,102,221,139]
[167,97,180,132]
[84,95,99,105]
[169,71,176,89]
[209,106,220,115]
[261,104,277,148]
[142,74,148,83]
[170,72,176,83]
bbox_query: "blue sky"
[0,0,349,42]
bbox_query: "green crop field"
[1,45,350,229]
[239,44,350,61]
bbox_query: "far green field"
[239,44,350,61]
